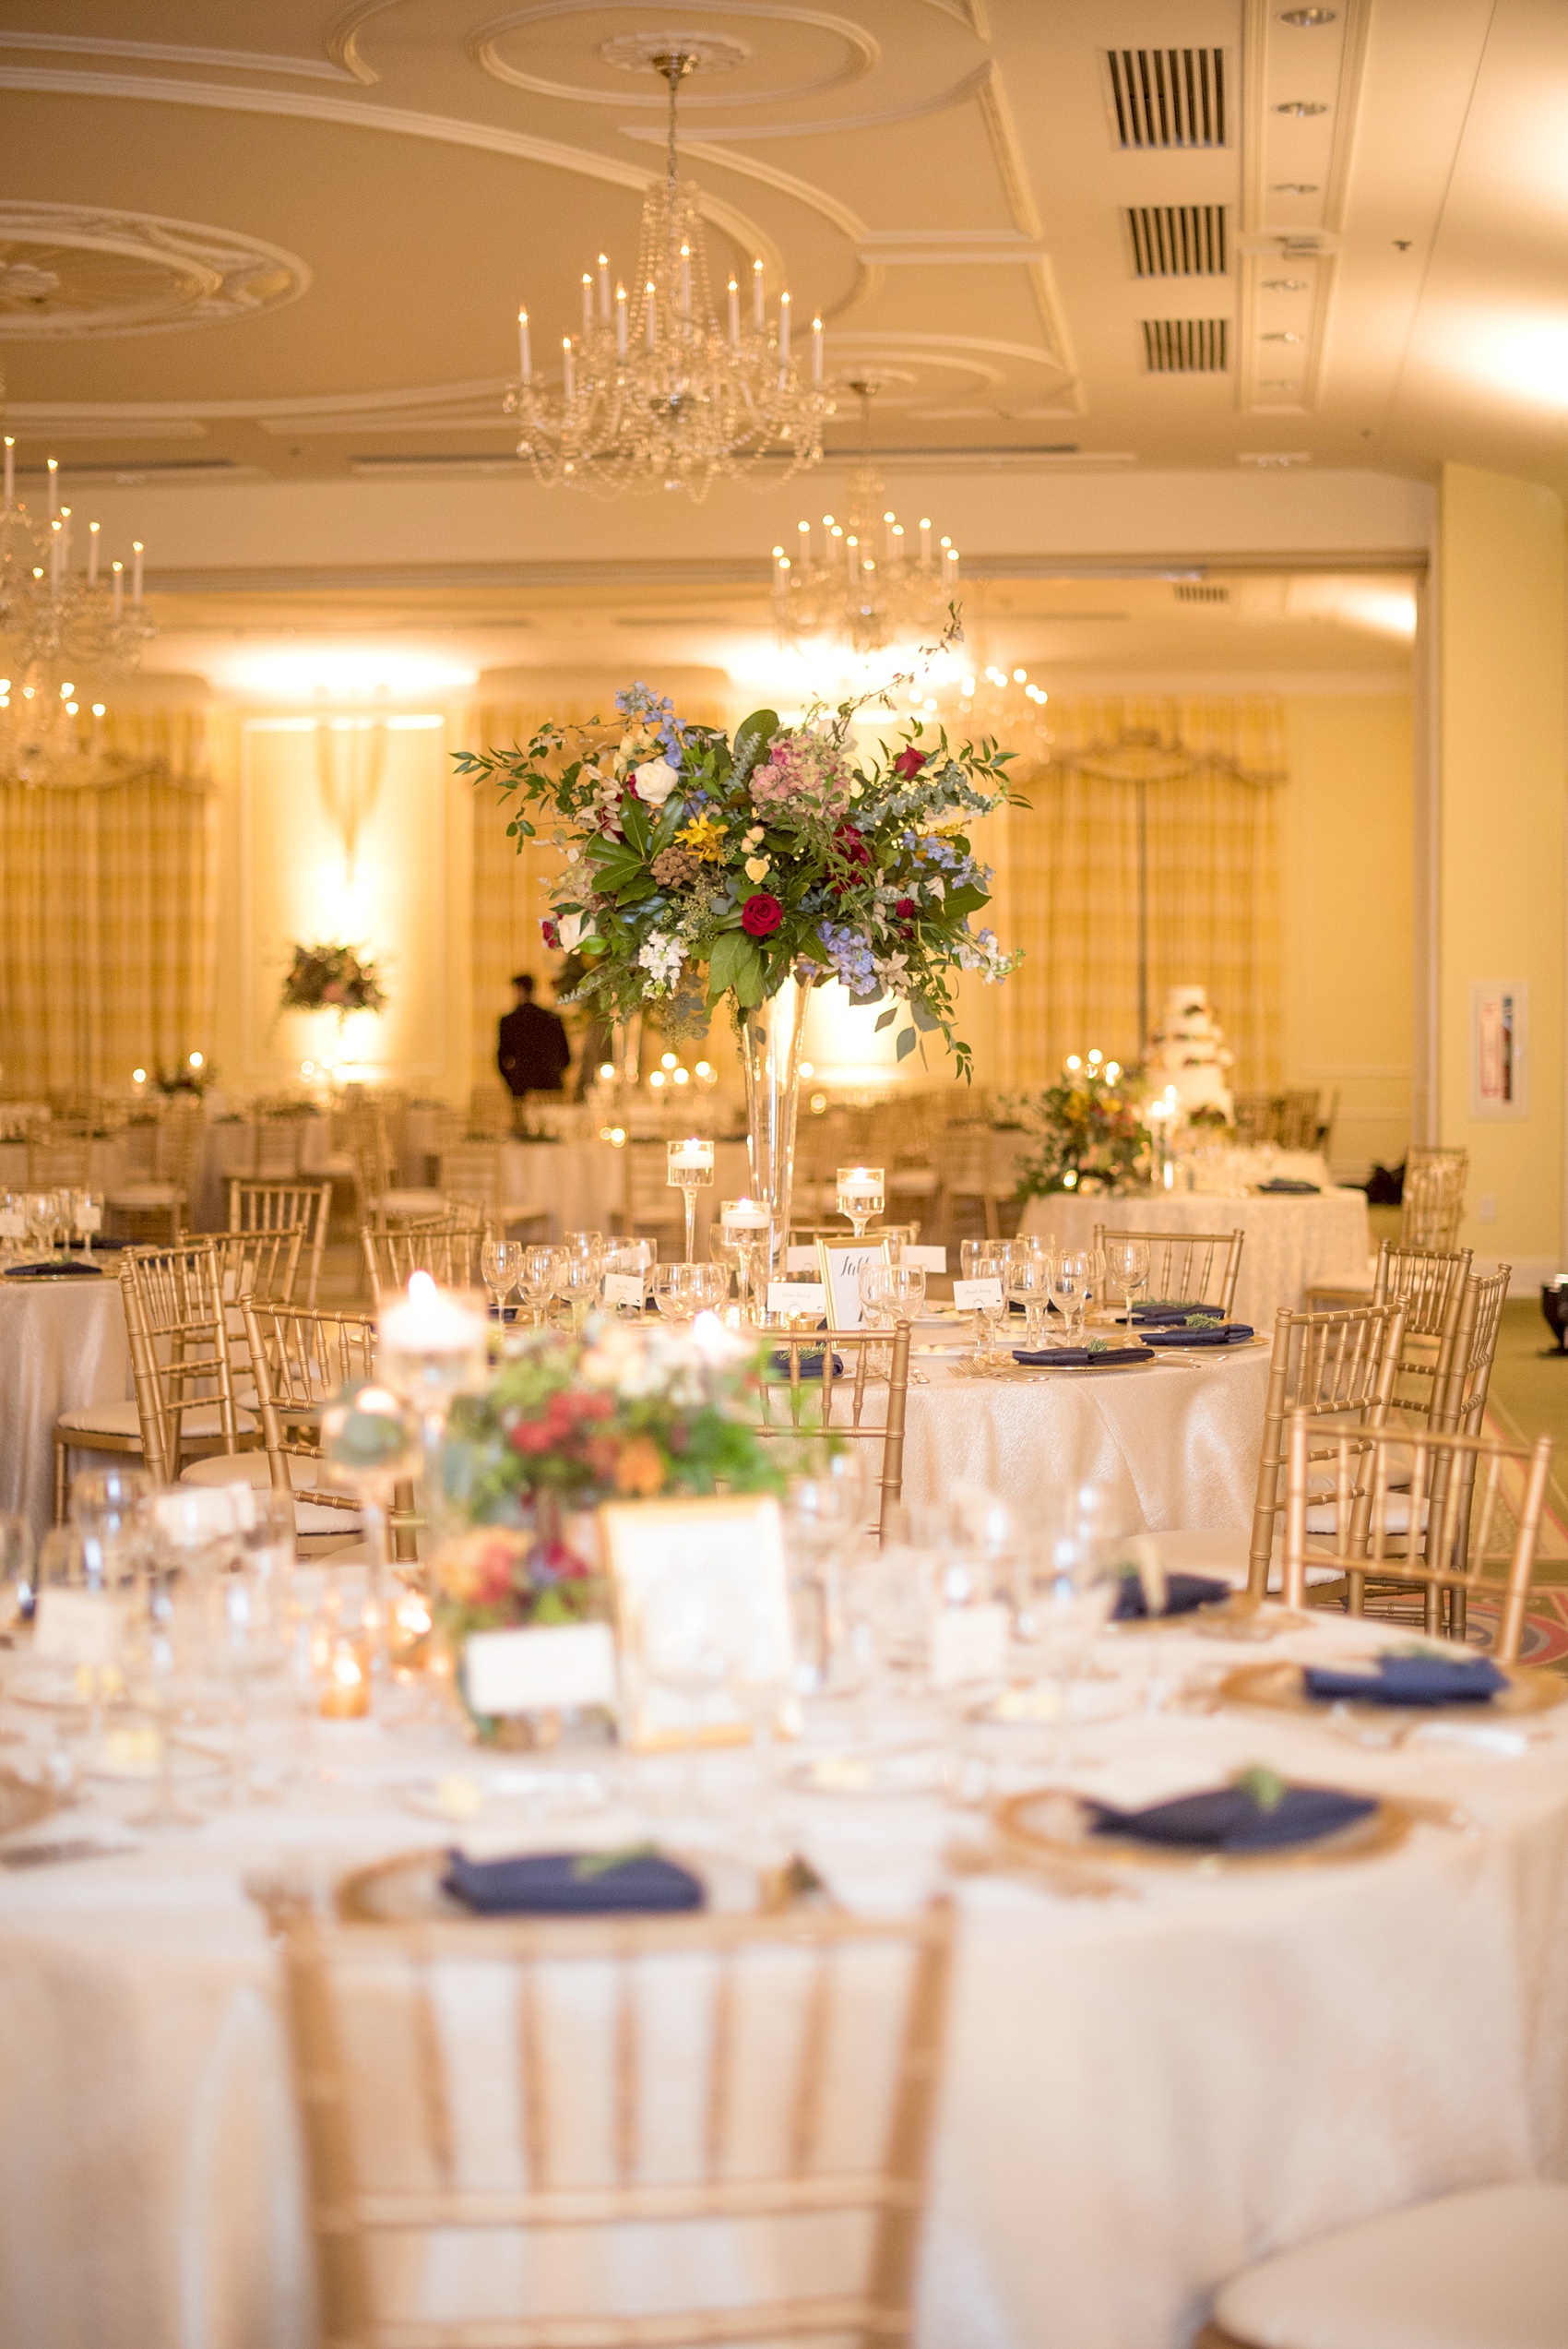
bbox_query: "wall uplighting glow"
[1456,311,1568,413]
[213,646,478,700]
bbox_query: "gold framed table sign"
[600,1492,799,1750]
[817,1237,892,1330]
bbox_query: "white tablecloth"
[897,1346,1270,1531]
[0,1276,131,1541]
[190,1118,333,1232]
[1,1608,1563,2346]
[1019,1187,1372,1331]
[501,1139,753,1246]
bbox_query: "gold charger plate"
[994,1783,1412,1872]
[1005,1349,1155,1376]
[1218,1656,1567,1721]
[338,1844,768,1924]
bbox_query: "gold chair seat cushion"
[180,1448,363,1533]
[1213,2183,1568,2349]
[56,1400,255,1440]
[1303,1494,1425,1538]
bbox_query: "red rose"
[894,746,925,780]
[741,893,783,938]
[895,896,916,919]
[540,918,560,949]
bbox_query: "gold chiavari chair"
[1370,1240,1473,1428]
[259,1883,953,2349]
[1282,1410,1553,1660]
[362,1221,487,1305]
[758,1319,911,1542]
[1276,1088,1321,1151]
[1092,1224,1245,1320]
[228,1178,334,1309]
[937,1124,1004,1242]
[614,1141,687,1246]
[184,1298,415,1554]
[104,1096,204,1243]
[435,1141,551,1239]
[340,1091,445,1229]
[25,1137,94,1191]
[50,1240,254,1513]
[1231,1091,1281,1145]
[1246,1300,1407,1600]
[1400,1148,1467,1250]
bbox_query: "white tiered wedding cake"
[1146,984,1234,1123]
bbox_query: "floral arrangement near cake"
[279,940,387,1026]
[1145,985,1234,1127]
[1014,1053,1148,1197]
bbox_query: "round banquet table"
[0,1272,131,1542]
[0,1606,1563,2348]
[894,1345,1271,1532]
[1018,1185,1372,1333]
[500,1138,753,1245]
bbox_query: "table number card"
[953,1277,1004,1312]
[816,1241,891,1331]
[601,1493,799,1750]
[462,1622,619,1717]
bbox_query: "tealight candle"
[836,1164,885,1240]
[319,1640,370,1719]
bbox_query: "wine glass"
[1101,1237,1150,1326]
[600,1240,654,1318]
[1051,1250,1099,1345]
[520,1244,564,1328]
[959,1238,1011,1355]
[71,1466,153,1594]
[836,1165,884,1240]
[69,1189,103,1261]
[1023,1513,1120,1775]
[480,1237,526,1320]
[0,1513,37,1639]
[552,1246,601,1333]
[652,1262,705,1323]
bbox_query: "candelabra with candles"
[0,438,154,784]
[772,383,959,652]
[504,44,832,499]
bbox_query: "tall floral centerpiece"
[456,674,1019,1271]
[1013,1055,1150,1198]
[279,941,387,1031]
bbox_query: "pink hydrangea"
[750,733,853,817]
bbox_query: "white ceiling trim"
[325,1,398,87]
[0,30,359,82]
[0,63,787,286]
[630,56,994,139]
[471,0,879,109]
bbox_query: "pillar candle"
[518,309,532,383]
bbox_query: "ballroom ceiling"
[0,0,1561,498]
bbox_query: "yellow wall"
[1277,695,1415,1176]
[1437,465,1566,1276]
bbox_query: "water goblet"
[520,1243,564,1327]
[480,1237,526,1321]
[71,1466,154,1591]
[1101,1236,1149,1326]
[1051,1250,1099,1345]
[652,1262,704,1323]
[959,1238,1011,1354]
[1006,1253,1055,1348]
[70,1189,103,1261]
[552,1247,601,1332]
[836,1165,884,1241]
[600,1239,654,1318]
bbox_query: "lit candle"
[581,272,593,331]
[49,520,61,588]
[598,252,610,317]
[728,277,740,347]
[3,436,12,506]
[615,280,627,356]
[112,560,124,620]
[812,314,823,384]
[945,543,960,579]
[752,257,764,328]
[46,457,56,519]
[88,520,100,585]
[846,532,857,582]
[132,541,143,604]
[319,1640,370,1719]
[680,242,692,316]
[722,1198,769,1230]
[920,517,932,568]
[884,509,894,559]
[778,290,790,364]
[562,338,575,400]
[668,1138,715,1178]
[377,1271,489,1407]
[645,280,656,349]
[518,308,532,382]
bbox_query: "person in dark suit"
[497,973,571,1127]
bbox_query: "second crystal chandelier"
[505,43,833,500]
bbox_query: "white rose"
[633,757,679,807]
[557,911,595,951]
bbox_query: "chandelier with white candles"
[771,383,958,652]
[504,42,833,500]
[0,437,154,784]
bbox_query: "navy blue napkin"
[3,1258,104,1279]
[1011,1343,1152,1367]
[1256,1178,1322,1195]
[1113,1569,1231,1622]
[443,1848,706,1915]
[1088,1783,1377,1853]
[1139,1322,1254,1348]
[1302,1653,1507,1707]
[767,1347,844,1378]
[1130,1306,1200,1325]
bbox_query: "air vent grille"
[1142,318,1229,373]
[1107,49,1227,149]
[1126,205,1228,277]
[1174,583,1229,603]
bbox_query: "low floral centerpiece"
[1014,1055,1150,1197]
[455,658,1021,1260]
[432,1314,788,1738]
[279,940,386,1027]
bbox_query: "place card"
[953,1277,1004,1311]
[600,1493,799,1750]
[463,1622,619,1717]
[600,1272,646,1307]
[34,1588,120,1668]
[766,1281,826,1317]
[902,1246,946,1273]
[929,1602,1009,1688]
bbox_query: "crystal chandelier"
[504,43,833,500]
[0,437,154,784]
[771,383,959,652]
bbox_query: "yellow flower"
[676,815,729,864]
[744,853,771,883]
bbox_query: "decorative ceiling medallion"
[471,2,875,109]
[0,203,309,339]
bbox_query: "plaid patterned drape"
[998,695,1285,1091]
[0,709,218,1094]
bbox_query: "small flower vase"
[740,970,814,1285]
